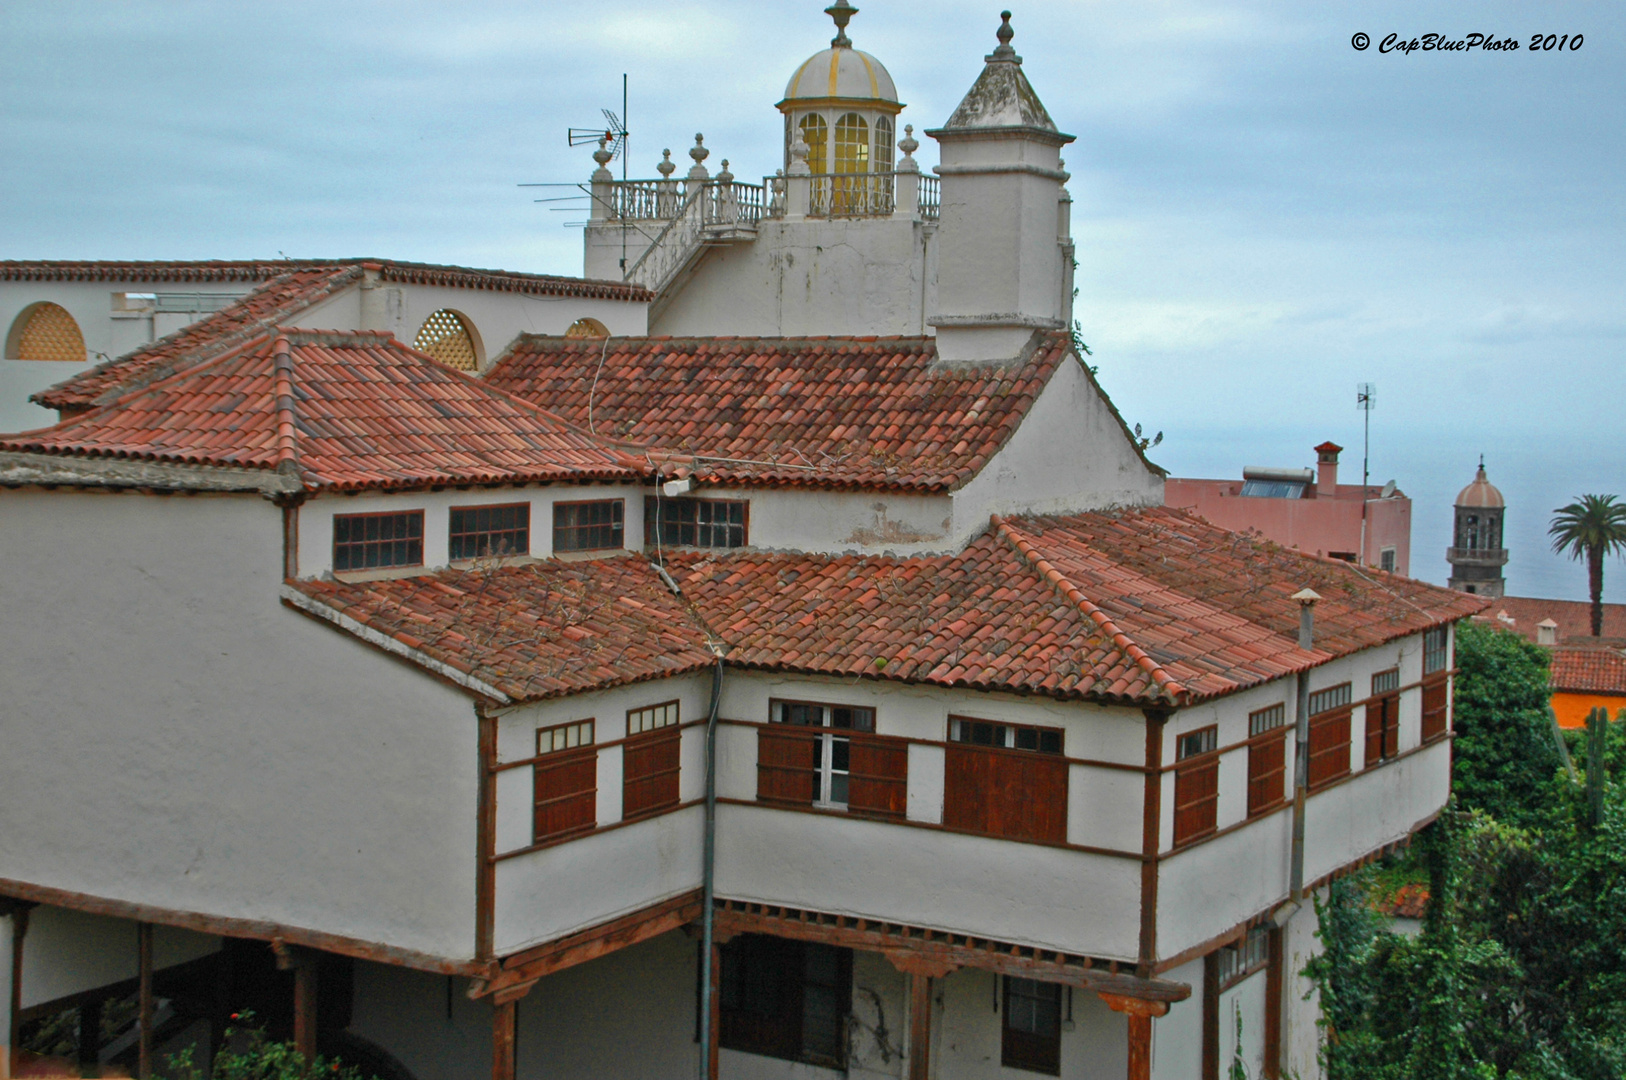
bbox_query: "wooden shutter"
[534,748,597,842]
[1421,680,1449,742]
[623,728,681,819]
[1366,695,1400,764]
[1307,709,1351,790]
[1247,731,1287,817]
[757,726,817,805]
[1174,759,1219,845]
[846,733,908,819]
[944,746,1067,844]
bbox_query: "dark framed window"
[1308,683,1353,790]
[449,503,529,560]
[533,719,596,842]
[1002,977,1062,1075]
[1379,548,1397,573]
[645,496,747,549]
[1424,627,1449,674]
[552,499,624,553]
[1173,725,1219,845]
[624,701,680,819]
[1216,927,1271,990]
[719,934,850,1068]
[944,716,1068,844]
[1366,670,1401,765]
[333,511,423,571]
[1247,704,1289,818]
[759,700,900,814]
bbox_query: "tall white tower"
[928,11,1076,361]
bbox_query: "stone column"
[589,138,615,222]
[784,138,812,219]
[895,125,921,217]
[684,134,710,200]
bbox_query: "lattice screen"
[16,303,85,362]
[413,309,477,371]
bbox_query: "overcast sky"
[2,0,1622,600]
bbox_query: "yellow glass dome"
[778,2,900,110]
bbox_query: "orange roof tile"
[285,558,717,701]
[1477,596,1626,644]
[485,332,1091,492]
[5,330,640,491]
[1550,645,1626,694]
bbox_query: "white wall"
[935,967,1129,1080]
[0,490,480,961]
[727,487,956,556]
[377,283,646,369]
[1218,968,1268,1080]
[1302,740,1450,887]
[1157,808,1292,961]
[630,216,935,339]
[1150,957,1203,1080]
[15,907,220,1011]
[1283,891,1325,1079]
[951,355,1164,543]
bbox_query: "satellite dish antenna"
[1380,480,1396,499]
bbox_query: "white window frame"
[771,700,874,809]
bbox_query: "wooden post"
[5,907,27,1080]
[490,981,533,1080]
[707,943,721,1080]
[908,973,932,1080]
[1139,710,1169,978]
[491,999,516,1080]
[1201,951,1219,1080]
[79,996,103,1078]
[1098,992,1169,1080]
[292,962,318,1062]
[137,922,154,1080]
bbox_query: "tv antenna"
[1357,382,1375,566]
[520,75,640,269]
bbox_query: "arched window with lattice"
[414,310,480,371]
[797,114,828,175]
[834,113,869,174]
[8,303,85,362]
[565,318,610,339]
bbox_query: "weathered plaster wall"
[1218,968,1268,1080]
[1302,741,1451,887]
[1156,808,1293,961]
[719,487,956,556]
[349,963,494,1080]
[0,490,479,960]
[950,354,1163,544]
[1283,891,1325,1079]
[640,217,935,339]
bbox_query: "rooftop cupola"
[928,10,1077,361]
[778,2,904,183]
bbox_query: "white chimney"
[1537,618,1559,646]
[1314,442,1341,497]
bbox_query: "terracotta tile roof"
[33,266,362,412]
[1374,883,1429,919]
[289,508,1485,705]
[1550,645,1626,695]
[285,558,717,702]
[3,330,641,491]
[663,507,1485,705]
[485,331,1106,492]
[1477,596,1626,644]
[30,260,650,413]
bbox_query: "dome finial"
[989,10,1019,62]
[825,0,858,48]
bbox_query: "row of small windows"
[331,497,750,570]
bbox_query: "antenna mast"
[1357,382,1375,566]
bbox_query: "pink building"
[1165,441,1412,575]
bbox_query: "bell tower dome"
[777,2,904,184]
[1447,458,1508,597]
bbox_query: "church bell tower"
[1446,460,1508,597]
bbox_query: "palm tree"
[1549,494,1626,636]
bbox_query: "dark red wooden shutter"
[1307,709,1351,790]
[1174,759,1219,845]
[757,726,817,805]
[1247,731,1287,817]
[1382,696,1400,759]
[534,748,597,842]
[944,746,1067,844]
[623,728,681,819]
[847,734,908,819]
[1421,681,1448,742]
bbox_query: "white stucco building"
[0,9,1483,1080]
